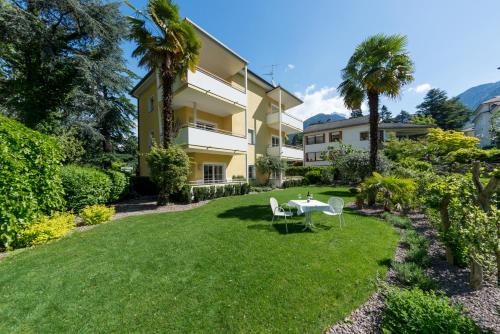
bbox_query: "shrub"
[106,170,129,202]
[0,115,65,248]
[191,183,249,202]
[382,212,412,229]
[282,177,307,188]
[61,165,112,212]
[382,288,481,334]
[256,155,286,184]
[171,185,192,204]
[398,157,433,172]
[15,212,75,247]
[446,148,489,164]
[80,205,115,225]
[147,144,190,205]
[360,172,416,210]
[305,170,322,184]
[404,230,431,267]
[286,166,326,177]
[392,262,435,291]
[336,151,392,182]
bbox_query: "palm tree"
[339,34,414,172]
[126,0,200,146]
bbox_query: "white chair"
[270,197,293,233]
[323,197,345,228]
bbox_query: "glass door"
[203,164,224,184]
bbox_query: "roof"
[481,96,500,105]
[304,116,435,133]
[130,69,154,97]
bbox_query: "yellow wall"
[138,83,160,176]
[188,153,245,182]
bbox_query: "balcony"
[175,124,247,155]
[173,67,246,117]
[266,111,303,133]
[267,145,304,161]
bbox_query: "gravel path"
[327,206,500,334]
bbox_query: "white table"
[288,199,330,230]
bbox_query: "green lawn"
[0,186,398,333]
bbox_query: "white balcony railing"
[186,67,247,107]
[175,124,247,153]
[267,145,304,160]
[266,111,303,132]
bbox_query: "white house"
[303,116,434,166]
[472,96,500,148]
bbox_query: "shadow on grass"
[378,258,392,268]
[248,222,333,234]
[317,189,353,198]
[217,204,271,221]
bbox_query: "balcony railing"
[185,67,247,107]
[267,144,304,160]
[175,123,247,153]
[266,111,303,132]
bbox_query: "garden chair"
[270,197,293,233]
[322,197,345,228]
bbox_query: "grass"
[0,186,399,333]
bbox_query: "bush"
[285,166,326,177]
[282,177,307,188]
[0,115,65,248]
[61,165,112,212]
[80,205,115,225]
[305,170,322,184]
[337,151,392,182]
[398,157,433,172]
[171,185,192,204]
[382,288,481,334]
[15,212,75,247]
[404,230,430,267]
[106,170,129,202]
[147,144,190,205]
[392,262,435,291]
[191,183,250,202]
[446,148,489,164]
[382,212,412,229]
[360,172,416,210]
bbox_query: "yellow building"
[131,19,303,186]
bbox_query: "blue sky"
[122,0,500,120]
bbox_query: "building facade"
[131,20,303,185]
[473,96,500,148]
[303,116,433,166]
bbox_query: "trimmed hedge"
[192,183,250,202]
[0,115,65,248]
[282,177,308,188]
[61,165,112,212]
[286,166,327,177]
[106,170,129,202]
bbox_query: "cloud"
[285,64,295,72]
[287,84,366,120]
[408,83,431,94]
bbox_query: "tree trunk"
[367,91,379,173]
[161,57,175,147]
[470,258,483,290]
[102,131,113,153]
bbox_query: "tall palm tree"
[126,0,200,146]
[339,34,414,172]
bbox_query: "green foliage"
[282,177,307,188]
[80,205,115,225]
[0,115,65,248]
[398,157,433,172]
[61,165,112,212]
[285,166,326,177]
[305,170,322,184]
[360,172,416,211]
[106,170,129,202]
[416,88,472,130]
[392,262,435,291]
[171,185,192,204]
[255,155,286,184]
[427,128,479,155]
[147,144,190,205]
[58,129,85,164]
[15,212,75,248]
[404,230,431,267]
[381,212,412,229]
[382,288,481,334]
[191,183,249,202]
[410,114,436,125]
[383,138,428,162]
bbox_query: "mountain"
[457,81,500,110]
[304,112,346,128]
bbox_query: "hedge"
[285,166,327,177]
[106,170,129,202]
[192,183,250,202]
[0,115,65,248]
[61,165,112,212]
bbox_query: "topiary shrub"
[0,115,65,248]
[382,288,481,334]
[61,165,112,212]
[15,212,75,247]
[80,205,115,225]
[106,170,129,202]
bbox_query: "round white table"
[288,199,331,230]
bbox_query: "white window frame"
[248,129,255,145]
[202,163,226,184]
[271,135,280,147]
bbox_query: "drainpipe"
[244,65,249,183]
[279,88,283,186]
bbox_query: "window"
[270,169,280,179]
[147,96,154,112]
[195,121,216,131]
[306,134,325,145]
[360,131,369,141]
[271,136,280,147]
[248,165,256,179]
[306,152,323,162]
[248,129,255,144]
[203,164,224,184]
[329,131,342,142]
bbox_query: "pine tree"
[350,109,363,118]
[393,110,412,123]
[380,105,393,122]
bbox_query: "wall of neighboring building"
[474,108,493,148]
[138,82,161,176]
